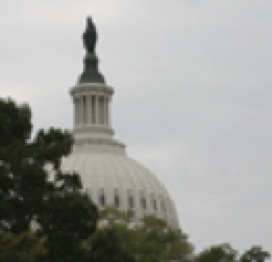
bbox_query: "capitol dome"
[62,17,179,228]
[62,149,179,228]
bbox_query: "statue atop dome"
[82,16,97,54]
[78,16,105,84]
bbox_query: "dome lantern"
[70,16,125,155]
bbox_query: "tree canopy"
[85,207,194,262]
[0,98,98,261]
[196,243,271,262]
[240,246,271,262]
[196,243,237,262]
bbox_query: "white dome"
[62,152,179,228]
[62,45,180,228]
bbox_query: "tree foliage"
[240,246,271,262]
[196,243,237,262]
[0,98,98,262]
[85,225,135,262]
[0,231,46,262]
[85,207,194,262]
[196,243,271,262]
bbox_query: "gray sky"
[1,0,272,256]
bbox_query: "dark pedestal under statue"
[79,16,105,84]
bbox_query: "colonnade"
[74,94,110,127]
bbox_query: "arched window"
[152,199,157,211]
[140,197,147,210]
[128,196,134,209]
[161,200,167,213]
[114,194,120,207]
[99,193,106,207]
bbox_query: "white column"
[78,97,82,125]
[108,97,112,127]
[95,95,99,125]
[86,95,91,125]
[76,97,79,125]
[91,95,95,124]
[74,98,77,127]
[107,97,109,126]
[82,96,86,125]
[99,96,104,125]
[80,96,84,126]
[103,96,107,126]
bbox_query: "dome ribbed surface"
[62,152,179,227]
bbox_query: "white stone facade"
[61,80,180,228]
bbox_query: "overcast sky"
[1,0,272,256]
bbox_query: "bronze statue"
[82,16,97,54]
[78,16,105,83]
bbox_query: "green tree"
[40,192,97,262]
[83,207,136,262]
[0,98,98,261]
[133,215,193,262]
[196,243,237,262]
[85,225,135,262]
[86,207,193,262]
[0,231,46,262]
[240,246,270,262]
